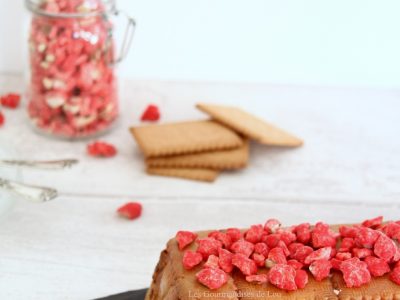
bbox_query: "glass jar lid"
[25,0,116,18]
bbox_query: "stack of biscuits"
[130,103,303,182]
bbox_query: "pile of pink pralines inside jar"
[27,0,118,138]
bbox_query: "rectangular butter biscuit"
[146,167,219,182]
[146,140,249,170]
[130,120,243,158]
[197,103,303,147]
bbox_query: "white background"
[0,0,400,88]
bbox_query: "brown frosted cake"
[146,217,400,299]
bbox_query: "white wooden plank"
[1,75,399,203]
[0,195,399,300]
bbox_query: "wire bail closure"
[111,10,136,65]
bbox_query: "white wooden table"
[0,74,399,300]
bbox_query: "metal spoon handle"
[0,159,78,170]
[0,178,58,202]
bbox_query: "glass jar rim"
[25,0,116,18]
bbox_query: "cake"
[146,217,400,299]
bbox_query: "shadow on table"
[94,288,148,300]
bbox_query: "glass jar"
[25,0,135,139]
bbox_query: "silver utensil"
[0,159,78,170]
[0,177,58,202]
